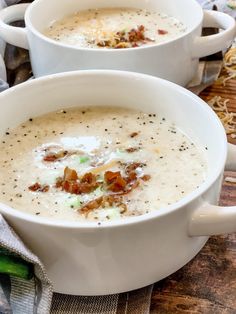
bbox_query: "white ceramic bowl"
[0,70,235,295]
[0,0,235,85]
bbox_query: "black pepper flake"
[62,110,67,114]
[5,132,10,135]
[35,212,40,215]
[29,118,33,122]
[205,147,208,150]
[105,129,108,131]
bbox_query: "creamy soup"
[44,8,187,49]
[0,107,207,223]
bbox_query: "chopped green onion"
[0,248,33,280]
[79,156,90,164]
[67,197,82,209]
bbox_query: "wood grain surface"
[150,79,236,314]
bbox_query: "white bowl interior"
[28,0,202,36]
[0,71,226,182]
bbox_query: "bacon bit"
[141,174,151,181]
[80,182,100,193]
[125,162,143,175]
[28,182,49,193]
[28,182,41,191]
[56,167,99,195]
[43,150,68,162]
[80,196,103,214]
[80,195,127,215]
[97,25,151,49]
[101,195,121,207]
[128,25,145,42]
[126,171,137,183]
[81,172,97,184]
[55,177,63,188]
[64,167,78,181]
[41,185,50,192]
[158,29,168,35]
[104,171,121,184]
[104,171,127,192]
[130,132,139,138]
[116,179,140,196]
[125,147,139,153]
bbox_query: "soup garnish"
[44,8,187,49]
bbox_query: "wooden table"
[150,79,236,314]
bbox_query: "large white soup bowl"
[0,70,235,295]
[0,0,235,85]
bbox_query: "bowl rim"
[24,0,203,52]
[0,70,227,229]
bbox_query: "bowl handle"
[188,143,236,236]
[226,143,236,171]
[188,203,236,236]
[192,10,236,59]
[0,4,29,50]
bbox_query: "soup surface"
[44,8,187,49]
[0,107,207,223]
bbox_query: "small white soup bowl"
[0,0,235,85]
[0,70,235,295]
